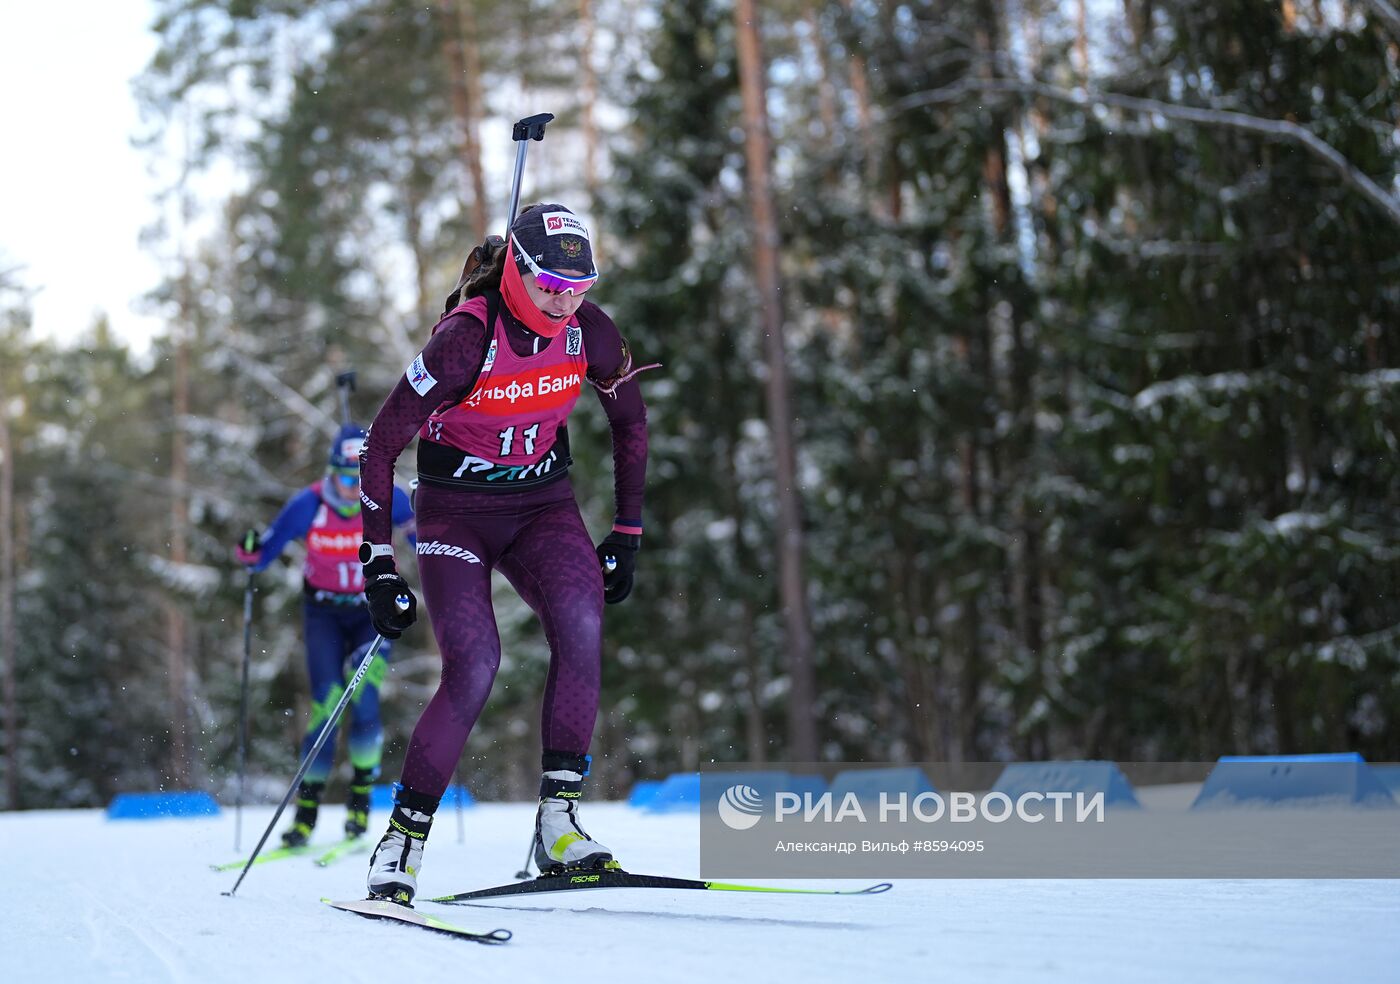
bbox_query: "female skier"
[356,203,653,902]
[236,424,415,846]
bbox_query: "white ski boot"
[533,752,616,874]
[366,787,436,904]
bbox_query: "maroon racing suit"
[360,290,650,799]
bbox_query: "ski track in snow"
[79,890,190,983]
[7,802,1399,982]
[457,901,870,930]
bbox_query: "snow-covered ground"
[8,800,1399,983]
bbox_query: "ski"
[322,897,511,943]
[429,870,893,903]
[211,834,365,872]
[314,836,370,868]
[210,843,313,872]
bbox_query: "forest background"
[2,0,1398,808]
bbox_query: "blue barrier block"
[1191,754,1397,809]
[627,780,662,807]
[992,761,1141,809]
[643,772,700,813]
[1372,764,1400,796]
[441,784,475,808]
[643,770,830,813]
[370,784,474,810]
[703,771,827,797]
[786,773,828,800]
[702,770,800,799]
[828,766,936,805]
[699,770,829,815]
[107,791,221,820]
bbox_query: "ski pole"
[224,595,409,898]
[442,114,554,315]
[234,528,260,852]
[505,113,554,235]
[335,370,357,425]
[513,833,535,881]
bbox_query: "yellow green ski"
[210,834,366,872]
[430,870,893,902]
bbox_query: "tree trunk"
[801,3,837,138]
[678,693,701,771]
[722,431,767,765]
[971,0,1049,760]
[742,600,767,764]
[733,0,819,762]
[440,0,489,244]
[406,173,432,326]
[1074,0,1089,79]
[162,109,205,790]
[986,131,1048,756]
[579,0,601,210]
[0,390,16,809]
[1124,0,1154,49]
[954,365,984,762]
[893,546,938,760]
[841,0,881,212]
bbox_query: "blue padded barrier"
[992,761,1141,809]
[107,791,221,820]
[703,770,800,799]
[785,772,828,800]
[653,770,830,813]
[828,766,936,806]
[627,779,662,807]
[1371,764,1400,796]
[370,783,474,811]
[642,772,701,813]
[1190,754,1397,809]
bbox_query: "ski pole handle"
[512,113,554,142]
[243,528,261,554]
[335,370,357,425]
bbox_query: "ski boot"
[345,768,373,838]
[366,785,438,904]
[280,781,323,848]
[533,751,616,875]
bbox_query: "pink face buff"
[501,239,591,338]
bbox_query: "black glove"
[596,532,640,605]
[362,557,418,639]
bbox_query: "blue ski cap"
[329,423,367,470]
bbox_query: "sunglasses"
[511,233,598,296]
[332,470,359,487]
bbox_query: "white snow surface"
[7,801,1399,983]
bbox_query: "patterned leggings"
[399,477,604,799]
